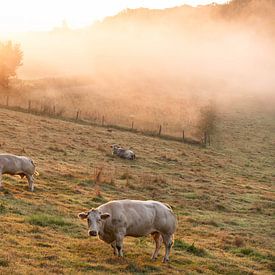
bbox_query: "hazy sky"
[0,0,228,33]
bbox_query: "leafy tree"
[0,41,23,88]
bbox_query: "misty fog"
[2,0,275,137]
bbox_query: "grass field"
[0,99,274,274]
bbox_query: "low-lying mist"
[3,0,275,138]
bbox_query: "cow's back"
[0,154,35,175]
[0,154,20,174]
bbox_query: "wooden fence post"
[102,115,105,126]
[28,100,31,112]
[182,129,185,141]
[76,110,80,121]
[131,121,134,130]
[204,132,207,146]
[158,125,162,136]
[53,105,56,116]
[208,134,211,146]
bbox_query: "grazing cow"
[0,154,38,192]
[78,199,177,262]
[111,144,135,160]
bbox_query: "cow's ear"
[78,212,88,219]
[100,213,110,220]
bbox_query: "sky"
[0,0,228,34]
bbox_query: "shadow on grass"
[0,203,6,214]
[231,247,275,263]
[26,213,85,238]
[123,262,161,274]
[0,259,9,267]
[174,239,208,257]
[27,213,71,227]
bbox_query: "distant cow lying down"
[0,154,38,192]
[111,144,135,160]
[78,199,177,262]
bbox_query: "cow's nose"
[89,230,97,236]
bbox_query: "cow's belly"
[126,229,155,238]
[2,168,22,175]
[125,221,156,237]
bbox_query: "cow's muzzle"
[89,230,98,237]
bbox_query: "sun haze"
[1,0,228,33]
[0,0,275,274]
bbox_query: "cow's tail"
[164,203,178,247]
[165,203,179,225]
[171,233,175,247]
[164,203,174,211]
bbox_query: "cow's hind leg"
[151,232,162,260]
[162,234,174,263]
[26,175,34,192]
[111,241,118,256]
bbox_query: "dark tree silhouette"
[0,41,23,88]
[196,104,217,146]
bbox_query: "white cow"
[78,199,177,262]
[0,154,38,192]
[111,145,135,160]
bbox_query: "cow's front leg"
[115,234,125,257]
[26,175,34,192]
[111,241,118,255]
[162,234,173,263]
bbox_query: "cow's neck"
[98,222,114,243]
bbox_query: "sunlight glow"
[0,0,228,34]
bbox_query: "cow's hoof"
[151,257,157,261]
[162,258,169,263]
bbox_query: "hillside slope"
[0,103,274,274]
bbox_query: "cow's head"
[111,144,121,155]
[78,209,110,237]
